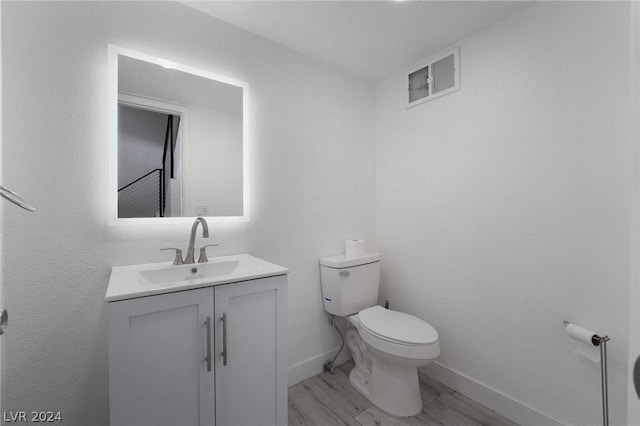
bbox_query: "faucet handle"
[197,244,219,263]
[160,247,184,266]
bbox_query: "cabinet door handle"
[205,316,212,372]
[221,312,228,366]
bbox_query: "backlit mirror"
[108,46,248,224]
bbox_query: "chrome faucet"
[184,217,209,264]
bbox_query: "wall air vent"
[407,47,460,109]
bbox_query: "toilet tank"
[319,253,381,316]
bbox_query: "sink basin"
[106,254,289,302]
[139,260,240,285]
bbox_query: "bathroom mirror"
[108,45,248,224]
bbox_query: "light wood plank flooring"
[289,361,519,426]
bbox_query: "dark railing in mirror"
[118,114,180,218]
[118,168,164,218]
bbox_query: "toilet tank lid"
[320,252,380,268]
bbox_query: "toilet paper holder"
[563,321,610,426]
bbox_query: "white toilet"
[320,252,440,417]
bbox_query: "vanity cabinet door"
[108,288,215,426]
[214,275,287,426]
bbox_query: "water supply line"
[323,315,345,373]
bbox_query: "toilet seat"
[359,306,438,345]
[354,306,440,360]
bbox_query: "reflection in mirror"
[110,46,247,222]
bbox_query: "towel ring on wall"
[0,185,36,212]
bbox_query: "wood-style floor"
[288,361,520,426]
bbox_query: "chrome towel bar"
[0,185,36,212]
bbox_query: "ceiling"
[119,55,243,115]
[182,1,532,82]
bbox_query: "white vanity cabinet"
[107,274,287,426]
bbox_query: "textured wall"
[376,2,632,425]
[2,2,375,424]
[0,1,4,410]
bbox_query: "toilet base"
[348,357,423,417]
[344,314,437,417]
[368,356,422,417]
[345,323,426,417]
[348,366,371,398]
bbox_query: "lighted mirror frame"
[108,45,249,225]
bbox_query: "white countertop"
[105,253,289,302]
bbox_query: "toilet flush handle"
[340,270,350,277]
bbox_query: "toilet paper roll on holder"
[563,321,610,346]
[563,321,610,426]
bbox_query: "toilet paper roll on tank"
[345,240,366,257]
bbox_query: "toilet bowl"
[346,306,439,417]
[319,252,440,417]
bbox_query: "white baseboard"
[288,347,353,386]
[421,362,566,426]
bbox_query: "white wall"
[185,106,242,217]
[0,1,4,415]
[376,2,633,425]
[628,4,640,425]
[1,2,375,424]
